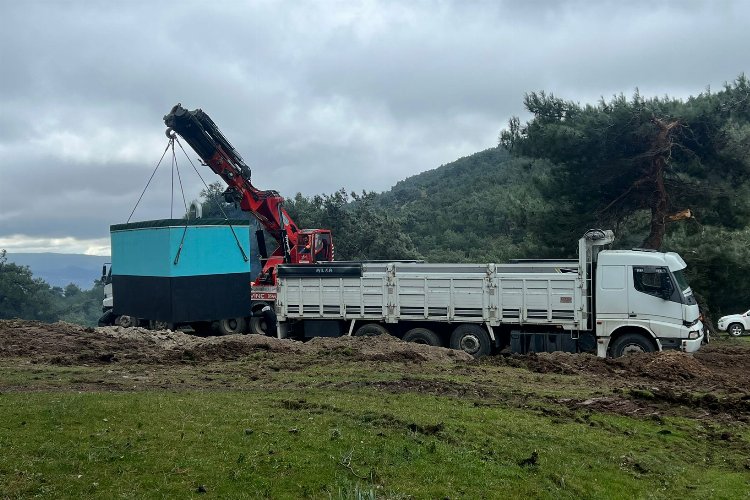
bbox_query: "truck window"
[672,269,690,292]
[299,235,310,254]
[314,234,331,262]
[633,266,671,298]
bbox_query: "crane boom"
[163,103,334,287]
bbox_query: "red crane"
[164,104,334,301]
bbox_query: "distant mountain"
[5,253,110,289]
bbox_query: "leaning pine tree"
[500,75,750,249]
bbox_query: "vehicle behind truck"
[274,230,705,357]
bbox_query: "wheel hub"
[117,315,135,328]
[460,335,480,354]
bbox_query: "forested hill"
[285,76,750,319]
[373,147,561,263]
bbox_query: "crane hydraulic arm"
[163,103,334,286]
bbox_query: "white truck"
[274,230,706,357]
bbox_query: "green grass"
[729,334,750,344]
[1,387,748,499]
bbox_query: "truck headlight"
[688,330,701,339]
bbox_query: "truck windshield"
[672,269,690,292]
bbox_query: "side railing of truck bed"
[276,261,586,331]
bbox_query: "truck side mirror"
[101,265,107,280]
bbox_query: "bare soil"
[0,319,471,365]
[1,319,749,422]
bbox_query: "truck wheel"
[249,316,268,335]
[98,309,116,327]
[610,333,655,357]
[115,315,137,328]
[727,323,744,337]
[354,323,389,337]
[249,303,268,335]
[249,304,277,336]
[402,328,442,346]
[450,324,491,357]
[218,317,247,335]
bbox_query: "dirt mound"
[2,319,748,385]
[693,341,750,386]
[0,320,470,365]
[0,320,160,364]
[0,320,302,365]
[306,334,473,363]
[486,349,712,381]
[97,325,303,362]
[620,350,712,380]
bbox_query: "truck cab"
[595,249,704,357]
[295,230,333,264]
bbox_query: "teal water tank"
[110,219,252,323]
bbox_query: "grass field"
[1,365,749,498]
[1,322,749,498]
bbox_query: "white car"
[717,309,750,337]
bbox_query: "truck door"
[596,265,628,318]
[628,266,683,338]
[313,233,332,263]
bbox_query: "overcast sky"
[0,0,747,255]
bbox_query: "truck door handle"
[629,313,637,318]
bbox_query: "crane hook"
[165,128,177,139]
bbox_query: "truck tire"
[249,316,268,335]
[98,309,116,327]
[249,305,277,336]
[354,323,389,337]
[218,317,247,335]
[727,323,744,337]
[450,324,491,357]
[402,327,442,347]
[609,333,655,357]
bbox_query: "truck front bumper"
[680,335,703,353]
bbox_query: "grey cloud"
[0,155,200,239]
[0,0,748,251]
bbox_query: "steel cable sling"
[124,135,249,266]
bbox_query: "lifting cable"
[174,137,249,263]
[171,139,191,265]
[126,141,172,223]
[125,135,248,265]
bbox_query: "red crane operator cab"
[296,230,334,264]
